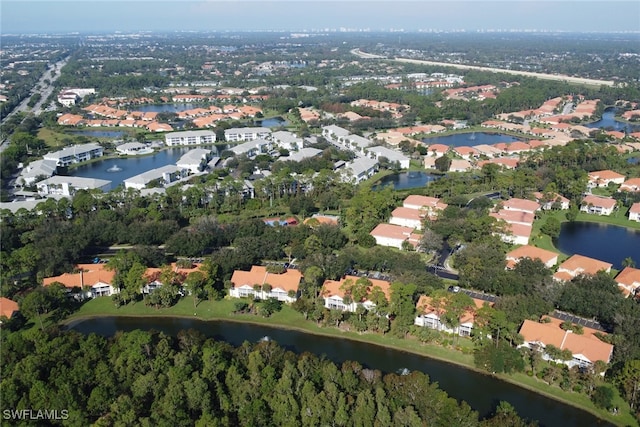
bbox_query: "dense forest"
[0,327,536,426]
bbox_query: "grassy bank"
[66,297,636,426]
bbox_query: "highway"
[0,56,69,154]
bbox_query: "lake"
[423,132,524,148]
[70,130,127,138]
[373,171,440,190]
[134,103,201,113]
[68,316,610,427]
[555,221,640,270]
[69,147,217,188]
[587,108,640,133]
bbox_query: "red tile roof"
[231,265,303,293]
[0,297,19,319]
[322,275,391,301]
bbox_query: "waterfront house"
[629,202,640,222]
[367,146,411,169]
[176,148,212,173]
[580,195,616,216]
[229,265,302,303]
[43,264,117,298]
[414,295,492,337]
[500,198,540,214]
[36,176,111,197]
[43,143,104,167]
[505,245,559,269]
[533,191,570,210]
[224,127,271,142]
[321,275,391,312]
[518,317,613,369]
[165,130,216,146]
[124,165,188,190]
[389,207,424,230]
[553,254,612,282]
[615,267,640,298]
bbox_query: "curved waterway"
[68,316,611,427]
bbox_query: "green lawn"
[66,297,636,426]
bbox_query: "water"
[256,117,288,128]
[134,103,200,113]
[423,132,524,148]
[68,316,610,427]
[70,130,127,138]
[555,222,640,269]
[586,108,640,133]
[69,148,200,188]
[373,171,440,190]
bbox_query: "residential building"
[370,223,421,250]
[588,170,626,188]
[490,210,535,226]
[43,143,104,167]
[36,176,111,196]
[533,191,570,210]
[116,142,151,155]
[17,158,58,186]
[176,148,211,173]
[580,195,617,216]
[620,178,640,192]
[43,264,117,298]
[500,198,540,214]
[229,265,303,303]
[224,127,271,142]
[518,318,614,369]
[0,297,19,321]
[402,195,448,218]
[629,202,640,222]
[142,263,203,295]
[321,275,391,312]
[367,146,410,169]
[389,206,424,230]
[505,245,559,269]
[615,267,640,298]
[280,147,322,163]
[229,138,272,158]
[321,125,350,142]
[271,130,303,151]
[164,130,216,146]
[497,222,533,246]
[414,295,492,336]
[124,165,188,190]
[341,157,378,183]
[553,254,612,282]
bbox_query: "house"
[366,146,410,169]
[124,165,188,190]
[229,138,272,158]
[0,297,19,321]
[370,223,421,250]
[176,148,211,173]
[142,263,203,295]
[490,210,535,226]
[321,125,350,142]
[17,159,59,186]
[518,318,614,369]
[321,275,391,312]
[279,147,322,163]
[620,178,640,192]
[116,142,151,155]
[505,245,559,269]
[224,127,271,142]
[341,157,378,184]
[424,143,450,158]
[414,295,492,336]
[36,176,112,197]
[449,159,473,172]
[533,191,570,210]
[615,267,640,298]
[587,170,626,188]
[43,143,104,167]
[496,222,532,246]
[629,202,640,222]
[271,131,303,151]
[402,195,448,218]
[553,254,612,282]
[43,264,117,298]
[389,207,424,230]
[229,265,302,303]
[500,198,540,214]
[165,130,216,146]
[580,195,616,216]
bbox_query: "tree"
[20,287,52,330]
[591,385,614,410]
[184,271,206,310]
[540,216,561,239]
[612,359,640,411]
[621,257,637,268]
[434,155,452,173]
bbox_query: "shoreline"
[62,309,621,426]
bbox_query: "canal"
[68,316,611,427]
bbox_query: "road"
[352,50,615,87]
[0,56,69,154]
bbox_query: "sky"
[2,1,639,34]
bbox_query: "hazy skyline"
[2,1,639,34]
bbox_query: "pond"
[372,171,440,190]
[68,316,610,427]
[133,103,201,113]
[69,130,127,138]
[422,132,525,148]
[555,221,640,270]
[255,117,289,128]
[586,108,640,133]
[69,147,218,188]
